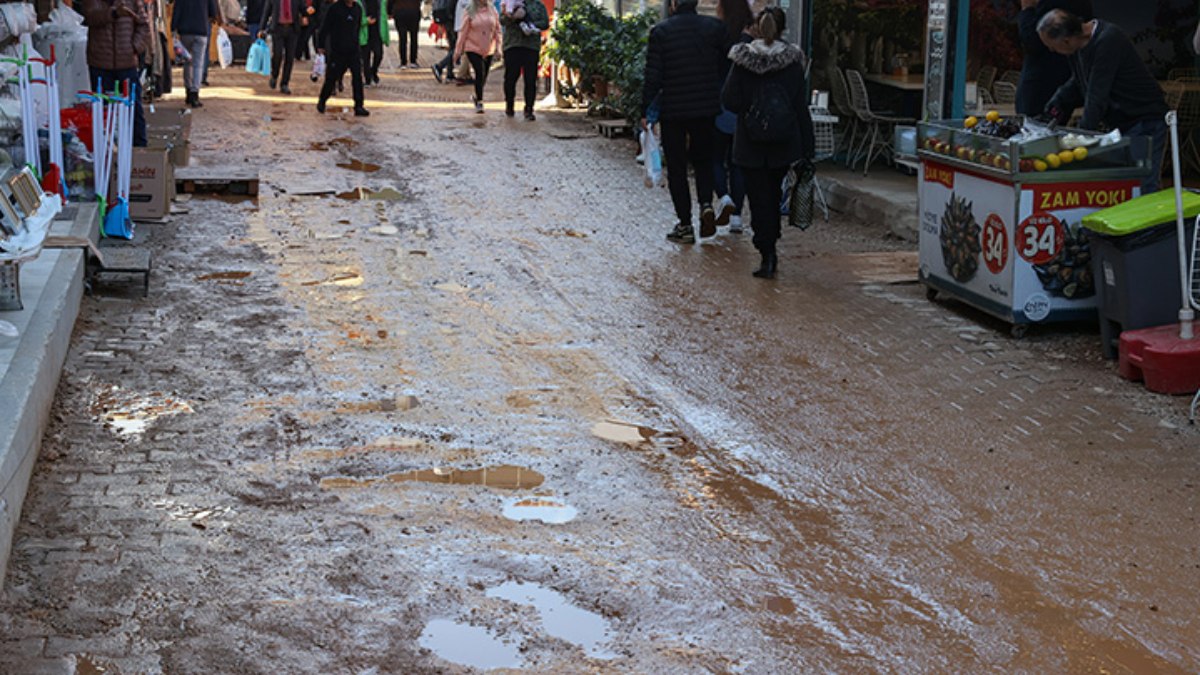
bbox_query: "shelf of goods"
[916,117,1152,337]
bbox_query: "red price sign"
[1016,213,1064,264]
[982,214,1008,274]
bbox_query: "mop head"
[103,199,133,239]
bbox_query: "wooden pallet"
[596,119,633,139]
[175,166,260,196]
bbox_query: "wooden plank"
[174,166,260,196]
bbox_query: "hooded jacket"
[83,0,150,71]
[721,39,815,169]
[641,3,726,120]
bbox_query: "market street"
[0,53,1198,673]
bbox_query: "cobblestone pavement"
[0,42,1198,674]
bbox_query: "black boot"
[753,249,777,279]
[191,91,203,108]
[185,91,195,107]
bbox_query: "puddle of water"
[91,387,194,437]
[336,160,381,173]
[334,395,419,413]
[335,186,405,201]
[591,420,657,446]
[74,654,112,674]
[502,496,578,524]
[419,619,522,670]
[300,436,425,461]
[487,581,616,660]
[765,595,796,615]
[320,464,544,490]
[309,137,359,151]
[195,271,252,281]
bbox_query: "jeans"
[178,34,208,93]
[319,51,364,108]
[466,52,492,102]
[89,67,146,147]
[743,165,789,254]
[713,130,744,213]
[436,28,457,72]
[271,23,300,86]
[395,9,421,64]
[660,116,716,226]
[502,47,538,113]
[1125,117,1168,194]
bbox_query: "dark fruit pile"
[973,118,1022,139]
[1033,222,1094,298]
[940,193,982,282]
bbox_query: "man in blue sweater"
[172,0,221,107]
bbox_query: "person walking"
[247,0,266,38]
[1016,0,1093,116]
[454,0,501,113]
[722,7,814,279]
[260,0,305,93]
[641,0,726,244]
[360,0,386,85]
[712,0,752,232]
[82,0,150,146]
[499,0,548,120]
[172,0,220,107]
[316,0,370,115]
[390,0,422,68]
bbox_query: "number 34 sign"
[1015,213,1064,265]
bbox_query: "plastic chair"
[827,67,858,165]
[844,69,915,176]
[992,80,1017,105]
[976,65,997,94]
[809,105,837,221]
[998,69,1020,87]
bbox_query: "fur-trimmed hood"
[728,39,805,75]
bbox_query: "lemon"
[1058,149,1075,165]
[964,116,979,129]
[1046,154,1062,169]
[986,110,1001,123]
[1073,146,1088,161]
[1033,159,1048,172]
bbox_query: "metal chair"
[809,105,837,221]
[845,69,916,176]
[992,80,1017,105]
[976,66,997,94]
[827,67,858,165]
[998,69,1020,87]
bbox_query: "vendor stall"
[917,115,1152,337]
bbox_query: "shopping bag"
[780,159,815,230]
[246,38,270,76]
[216,28,233,69]
[310,53,326,82]
[173,35,192,63]
[641,126,663,188]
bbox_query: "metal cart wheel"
[1010,324,1028,339]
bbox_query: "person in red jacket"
[83,0,150,145]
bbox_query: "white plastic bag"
[641,126,663,188]
[216,28,233,69]
[310,53,326,82]
[173,36,192,63]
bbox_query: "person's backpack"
[432,0,454,24]
[743,79,796,143]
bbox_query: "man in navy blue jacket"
[172,0,220,107]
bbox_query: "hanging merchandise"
[3,49,42,177]
[31,46,66,198]
[102,81,134,238]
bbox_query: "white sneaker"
[715,194,736,227]
[728,215,743,233]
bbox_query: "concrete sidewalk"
[817,161,920,242]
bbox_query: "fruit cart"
[917,114,1153,337]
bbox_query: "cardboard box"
[148,136,191,167]
[112,147,174,221]
[145,107,192,141]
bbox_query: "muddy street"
[1,56,1198,673]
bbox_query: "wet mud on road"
[0,62,1197,673]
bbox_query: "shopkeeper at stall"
[1016,0,1093,116]
[1038,9,1168,193]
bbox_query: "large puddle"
[501,496,578,524]
[335,160,381,173]
[335,186,405,201]
[487,581,616,660]
[591,420,657,445]
[418,618,522,670]
[90,386,194,437]
[320,464,544,490]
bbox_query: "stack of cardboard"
[116,107,191,221]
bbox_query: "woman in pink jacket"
[454,0,502,112]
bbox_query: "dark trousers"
[743,165,789,254]
[319,51,365,108]
[89,67,146,147]
[713,130,744,212]
[395,10,421,64]
[271,23,300,86]
[660,116,716,226]
[437,28,457,72]
[1126,117,1168,194]
[502,47,538,113]
[298,22,316,60]
[466,52,492,101]
[361,34,383,83]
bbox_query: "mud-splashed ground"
[0,48,1197,674]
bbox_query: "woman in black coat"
[720,7,814,279]
[1016,0,1093,115]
